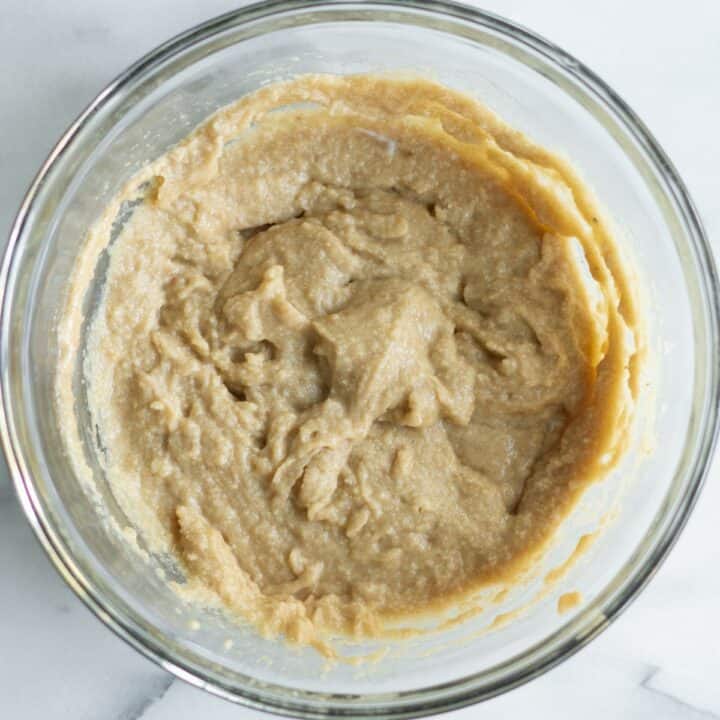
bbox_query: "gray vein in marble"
[114,675,174,720]
[640,666,720,720]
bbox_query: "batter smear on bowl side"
[57,75,642,651]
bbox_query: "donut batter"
[57,75,640,649]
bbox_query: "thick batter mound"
[58,75,640,650]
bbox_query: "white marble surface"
[1,1,719,717]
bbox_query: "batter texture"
[58,75,640,649]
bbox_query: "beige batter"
[57,75,641,651]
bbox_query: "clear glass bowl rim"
[1,1,718,717]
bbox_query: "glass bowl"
[1,1,718,717]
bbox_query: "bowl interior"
[2,3,716,715]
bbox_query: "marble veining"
[640,667,720,720]
[1,1,718,718]
[114,677,175,720]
